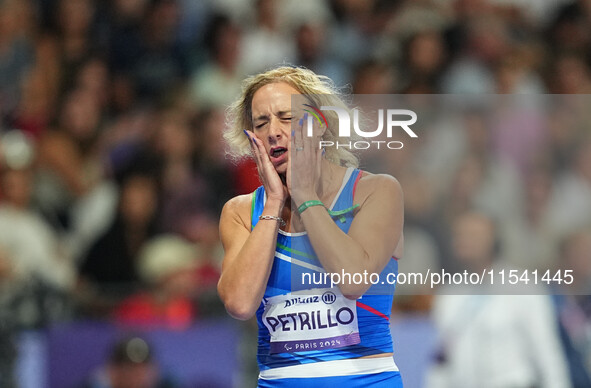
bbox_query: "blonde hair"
[224,66,359,167]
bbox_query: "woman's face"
[250,82,299,174]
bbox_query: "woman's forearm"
[297,179,403,296]
[218,199,284,319]
[299,205,373,295]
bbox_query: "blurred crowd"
[0,0,590,387]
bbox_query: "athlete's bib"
[262,287,361,353]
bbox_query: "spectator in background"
[501,165,559,272]
[553,228,591,388]
[239,0,295,75]
[547,53,591,94]
[437,108,524,233]
[545,99,586,173]
[193,108,238,215]
[487,0,570,27]
[75,57,112,114]
[10,63,56,141]
[493,45,546,94]
[77,171,159,317]
[400,31,447,94]
[52,0,102,99]
[189,14,243,110]
[9,25,63,140]
[426,211,571,388]
[78,336,178,388]
[101,107,159,182]
[36,86,118,262]
[0,291,16,388]
[110,0,188,102]
[393,163,442,312]
[546,0,591,56]
[115,232,222,326]
[105,0,149,72]
[489,93,547,176]
[351,59,397,94]
[294,22,348,87]
[0,166,74,296]
[114,235,200,329]
[133,0,188,101]
[442,14,510,94]
[327,0,383,72]
[547,135,591,240]
[103,0,147,116]
[144,110,215,241]
[0,131,74,327]
[0,0,35,120]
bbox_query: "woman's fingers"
[294,114,305,152]
[305,115,316,157]
[297,112,324,156]
[251,133,276,173]
[245,130,266,169]
[244,129,259,160]
[245,129,284,200]
[245,130,266,180]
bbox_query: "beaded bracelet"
[297,200,325,214]
[259,215,286,227]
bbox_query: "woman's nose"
[267,118,285,140]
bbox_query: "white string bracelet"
[259,215,286,227]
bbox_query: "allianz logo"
[284,296,319,308]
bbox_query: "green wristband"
[298,200,325,214]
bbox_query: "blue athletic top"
[251,168,399,373]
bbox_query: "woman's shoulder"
[355,170,402,200]
[220,191,257,230]
[222,192,254,216]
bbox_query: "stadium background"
[0,0,590,387]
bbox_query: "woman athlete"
[218,66,404,387]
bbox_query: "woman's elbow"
[217,282,257,320]
[224,300,257,320]
[343,293,362,301]
[334,267,373,298]
[338,284,368,300]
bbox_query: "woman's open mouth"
[270,147,288,163]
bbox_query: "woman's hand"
[287,113,323,206]
[244,130,287,204]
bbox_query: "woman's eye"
[255,123,266,129]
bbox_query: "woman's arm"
[289,114,404,298]
[218,127,289,320]
[298,174,404,298]
[217,194,283,320]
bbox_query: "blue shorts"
[257,371,403,387]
